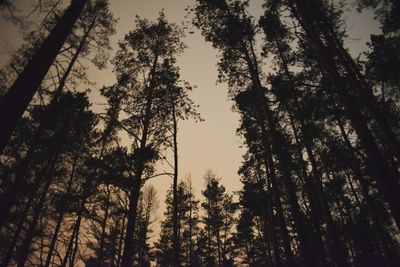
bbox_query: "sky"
[0,0,380,240]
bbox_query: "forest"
[0,0,399,266]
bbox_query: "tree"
[106,13,187,267]
[155,179,201,267]
[0,0,116,231]
[201,170,237,267]
[0,0,89,153]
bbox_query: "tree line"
[0,0,399,266]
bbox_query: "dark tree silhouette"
[0,0,89,153]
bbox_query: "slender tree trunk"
[120,180,142,267]
[304,139,350,266]
[69,226,80,267]
[169,87,181,267]
[249,67,314,266]
[117,216,126,267]
[273,35,331,264]
[98,185,112,267]
[236,24,315,263]
[0,0,89,153]
[0,116,70,265]
[255,157,280,267]
[61,196,86,267]
[216,229,222,266]
[188,180,194,266]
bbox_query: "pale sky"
[0,0,380,241]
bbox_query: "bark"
[0,0,89,153]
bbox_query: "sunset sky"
[0,0,380,238]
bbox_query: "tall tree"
[107,13,187,267]
[0,0,89,153]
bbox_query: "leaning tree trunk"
[0,0,89,153]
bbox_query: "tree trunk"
[116,216,126,267]
[169,87,181,267]
[120,180,142,267]
[188,180,194,266]
[61,196,86,267]
[69,225,80,267]
[120,53,158,267]
[0,0,89,153]
[98,184,112,267]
